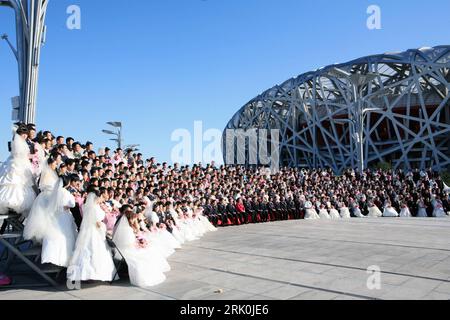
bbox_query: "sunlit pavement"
[1,217,450,300]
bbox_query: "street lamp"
[107,122,122,128]
[102,122,122,149]
[124,144,140,152]
[1,34,18,60]
[326,67,388,172]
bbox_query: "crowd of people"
[0,123,449,288]
[0,123,217,288]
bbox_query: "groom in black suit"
[67,174,83,231]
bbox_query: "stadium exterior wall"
[223,46,450,173]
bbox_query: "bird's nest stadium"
[223,46,450,173]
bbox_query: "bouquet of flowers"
[136,236,148,249]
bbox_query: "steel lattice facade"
[223,46,450,173]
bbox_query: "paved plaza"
[1,217,450,300]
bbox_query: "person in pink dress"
[99,189,120,235]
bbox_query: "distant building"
[223,46,450,173]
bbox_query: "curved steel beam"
[223,46,450,173]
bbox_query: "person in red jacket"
[235,197,247,224]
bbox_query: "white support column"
[1,0,49,124]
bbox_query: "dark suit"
[217,204,228,225]
[164,211,175,233]
[26,139,36,155]
[443,199,450,214]
[287,199,297,219]
[279,201,288,220]
[244,201,256,223]
[226,203,239,224]
[67,186,83,231]
[268,201,277,221]
[258,202,269,222]
[250,201,260,222]
[203,204,217,226]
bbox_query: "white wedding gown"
[170,224,186,245]
[23,167,78,267]
[367,205,383,217]
[42,188,78,267]
[353,207,365,218]
[383,206,399,217]
[23,165,58,243]
[142,210,176,258]
[159,228,181,250]
[177,217,199,242]
[432,200,446,217]
[187,217,203,237]
[0,133,36,216]
[305,208,320,220]
[399,207,412,218]
[318,209,330,219]
[168,209,187,244]
[113,216,169,288]
[148,210,181,250]
[142,230,175,258]
[329,209,341,219]
[417,205,428,217]
[187,208,206,237]
[339,207,351,219]
[67,194,117,282]
[198,212,217,232]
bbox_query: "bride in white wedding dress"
[339,203,351,219]
[304,201,320,220]
[166,212,186,245]
[399,203,412,218]
[0,125,36,217]
[383,201,399,217]
[194,202,217,232]
[328,204,341,219]
[432,196,446,217]
[367,201,383,217]
[67,192,117,282]
[143,205,176,258]
[23,157,78,267]
[318,205,331,219]
[416,199,428,217]
[186,204,205,237]
[113,209,170,288]
[174,203,198,242]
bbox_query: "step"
[0,215,21,223]
[39,264,64,274]
[0,233,22,240]
[22,247,42,257]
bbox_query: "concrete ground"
[1,217,450,300]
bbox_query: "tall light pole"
[326,67,387,172]
[124,144,140,152]
[102,122,122,149]
[354,89,390,172]
[1,0,49,124]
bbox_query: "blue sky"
[1,0,449,163]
